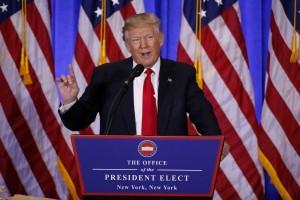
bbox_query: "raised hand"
[56,65,79,105]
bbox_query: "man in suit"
[57,13,221,136]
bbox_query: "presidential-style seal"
[138,140,157,157]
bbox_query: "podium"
[71,135,224,199]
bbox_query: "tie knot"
[145,68,153,76]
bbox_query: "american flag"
[259,0,300,199]
[0,0,78,199]
[72,0,144,136]
[177,0,265,199]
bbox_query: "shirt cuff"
[59,100,76,114]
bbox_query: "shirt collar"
[132,57,161,75]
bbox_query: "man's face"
[125,25,163,68]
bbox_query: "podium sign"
[72,135,224,197]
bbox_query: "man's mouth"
[141,52,151,57]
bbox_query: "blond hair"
[122,13,162,41]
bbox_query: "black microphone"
[104,64,145,134]
[124,64,144,86]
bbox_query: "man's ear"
[125,40,130,51]
[159,33,164,47]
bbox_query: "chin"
[139,63,150,67]
[144,61,156,67]
[144,64,154,68]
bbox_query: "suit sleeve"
[59,67,105,131]
[186,66,221,136]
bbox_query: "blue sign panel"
[72,136,223,197]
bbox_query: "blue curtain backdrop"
[51,0,279,199]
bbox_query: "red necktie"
[141,68,157,135]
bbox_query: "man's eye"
[131,38,140,43]
[146,35,154,40]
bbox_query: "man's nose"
[140,37,148,48]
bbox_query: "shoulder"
[90,58,132,83]
[94,58,132,73]
[92,58,132,76]
[161,58,196,74]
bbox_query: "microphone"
[105,64,145,134]
[124,64,144,86]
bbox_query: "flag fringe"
[194,0,203,89]
[57,157,80,200]
[258,149,292,200]
[194,60,203,89]
[99,0,107,65]
[290,31,297,63]
[290,0,297,63]
[20,0,32,85]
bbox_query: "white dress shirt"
[133,59,160,135]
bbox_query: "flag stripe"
[2,16,79,193]
[0,105,45,196]
[222,5,248,64]
[207,17,254,103]
[204,84,264,199]
[34,0,51,35]
[119,2,136,21]
[0,24,60,196]
[260,128,300,197]
[261,96,300,185]
[177,26,248,199]
[178,26,254,200]
[0,138,26,194]
[269,42,300,123]
[131,0,145,13]
[0,0,77,198]
[270,14,300,93]
[106,23,126,61]
[73,60,89,96]
[202,26,258,134]
[178,1,265,199]
[13,10,80,196]
[74,35,96,81]
[259,1,300,198]
[266,80,300,154]
[106,11,129,58]
[0,173,11,197]
[77,6,100,66]
[27,3,54,72]
[214,167,241,200]
[270,18,300,123]
[0,70,58,198]
[202,25,260,159]
[177,43,193,64]
[272,0,296,53]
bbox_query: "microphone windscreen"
[133,64,144,77]
[124,64,145,85]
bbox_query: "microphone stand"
[104,83,130,135]
[104,64,144,134]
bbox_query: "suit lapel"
[120,58,136,135]
[157,59,174,134]
[122,84,136,135]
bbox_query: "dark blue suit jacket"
[60,57,220,136]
